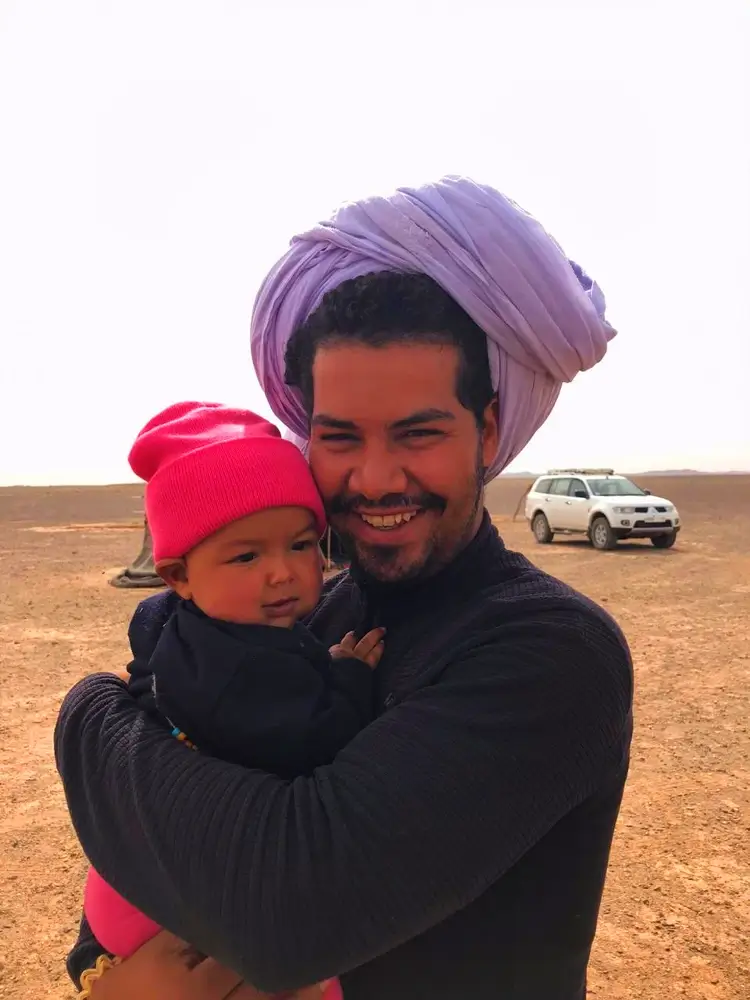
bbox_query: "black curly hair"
[284,272,494,427]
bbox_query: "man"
[56,176,632,999]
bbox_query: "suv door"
[526,478,552,521]
[546,478,572,528]
[565,477,591,531]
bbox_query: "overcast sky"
[1,0,748,485]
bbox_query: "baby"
[77,401,384,999]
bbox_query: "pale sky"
[1,0,748,486]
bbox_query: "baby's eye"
[292,538,316,551]
[232,551,257,564]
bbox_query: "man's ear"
[480,398,499,470]
[155,558,191,599]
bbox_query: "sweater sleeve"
[54,609,631,993]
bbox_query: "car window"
[569,478,588,497]
[587,477,646,497]
[549,478,571,495]
[534,478,552,494]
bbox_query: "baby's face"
[176,507,324,627]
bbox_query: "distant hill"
[500,469,749,478]
[640,469,701,475]
[638,469,749,476]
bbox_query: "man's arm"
[55,609,631,993]
[68,927,332,999]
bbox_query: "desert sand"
[1,476,748,999]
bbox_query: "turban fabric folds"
[250,175,615,480]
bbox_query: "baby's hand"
[330,628,385,669]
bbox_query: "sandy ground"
[1,476,748,999]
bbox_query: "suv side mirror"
[643,489,651,495]
[574,490,589,499]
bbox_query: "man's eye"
[319,432,358,442]
[232,551,257,563]
[402,428,442,439]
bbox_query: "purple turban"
[250,175,615,480]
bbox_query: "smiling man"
[289,275,498,585]
[56,177,633,1000]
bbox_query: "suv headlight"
[664,505,674,512]
[613,506,636,514]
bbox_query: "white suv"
[524,469,681,550]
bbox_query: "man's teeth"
[359,511,420,529]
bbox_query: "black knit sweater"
[127,593,374,777]
[55,514,633,1000]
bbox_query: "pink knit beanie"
[129,402,326,561]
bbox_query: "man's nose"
[347,442,409,499]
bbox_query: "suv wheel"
[651,531,677,549]
[532,512,554,544]
[590,515,617,551]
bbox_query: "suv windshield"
[587,477,647,497]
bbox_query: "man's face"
[308,341,498,583]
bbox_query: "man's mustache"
[328,492,447,516]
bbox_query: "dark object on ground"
[108,520,165,590]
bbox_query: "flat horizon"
[2,469,749,492]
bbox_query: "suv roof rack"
[546,468,616,476]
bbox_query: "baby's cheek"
[299,556,324,611]
[196,574,265,623]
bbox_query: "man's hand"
[329,628,385,669]
[86,930,332,999]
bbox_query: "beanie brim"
[144,436,326,561]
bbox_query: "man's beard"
[330,454,485,585]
